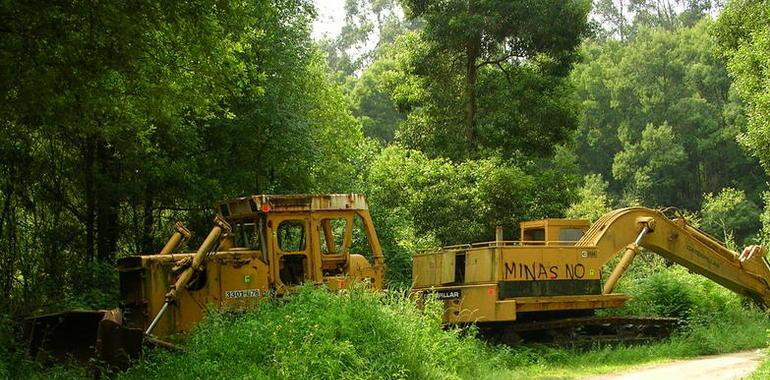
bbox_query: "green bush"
[17,276,770,379]
[606,259,747,320]
[121,285,504,380]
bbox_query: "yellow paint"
[118,194,385,340]
[414,208,770,324]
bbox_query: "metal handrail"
[415,240,586,254]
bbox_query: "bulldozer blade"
[25,309,143,369]
[95,310,144,369]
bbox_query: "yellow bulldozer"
[26,194,386,367]
[412,207,770,343]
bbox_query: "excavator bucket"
[25,309,143,369]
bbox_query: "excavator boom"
[579,208,770,307]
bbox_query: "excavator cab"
[519,219,590,246]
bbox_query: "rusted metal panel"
[217,194,370,220]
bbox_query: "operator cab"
[519,219,590,246]
[215,194,385,290]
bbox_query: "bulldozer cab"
[216,194,385,290]
[27,194,385,367]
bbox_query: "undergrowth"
[5,265,770,379]
[121,285,502,380]
[751,351,770,380]
[120,271,769,380]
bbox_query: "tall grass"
[119,274,769,380]
[7,263,769,379]
[121,285,504,380]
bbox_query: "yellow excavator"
[26,194,386,367]
[412,207,770,343]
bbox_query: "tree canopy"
[0,0,365,312]
[2,0,770,321]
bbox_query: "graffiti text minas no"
[503,262,586,280]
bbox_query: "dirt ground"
[585,350,765,380]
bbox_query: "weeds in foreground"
[120,279,769,380]
[5,268,770,380]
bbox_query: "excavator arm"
[578,208,770,307]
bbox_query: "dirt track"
[585,350,765,380]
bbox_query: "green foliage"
[605,261,770,351]
[121,285,502,380]
[362,145,579,284]
[121,282,769,380]
[22,274,770,379]
[620,266,728,319]
[0,0,366,317]
[366,146,579,244]
[566,174,612,222]
[612,123,688,206]
[592,0,721,42]
[700,187,760,246]
[320,0,412,79]
[572,20,764,210]
[349,48,406,143]
[758,192,770,246]
[751,351,770,380]
[714,0,770,175]
[396,0,590,160]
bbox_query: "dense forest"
[1,0,770,375]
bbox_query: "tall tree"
[398,0,591,160]
[321,0,414,79]
[0,0,366,313]
[593,0,632,41]
[714,0,770,172]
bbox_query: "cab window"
[523,228,545,241]
[319,218,347,255]
[351,214,374,260]
[233,222,261,250]
[277,220,306,252]
[559,228,585,242]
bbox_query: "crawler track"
[483,316,680,346]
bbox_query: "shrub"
[121,285,504,380]
[618,265,750,320]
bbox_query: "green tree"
[612,123,687,206]
[572,20,763,209]
[348,47,406,143]
[0,0,366,315]
[566,174,613,221]
[320,0,415,79]
[320,0,414,144]
[699,187,760,247]
[0,0,257,310]
[364,145,579,283]
[714,0,770,173]
[397,0,591,160]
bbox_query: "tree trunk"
[465,41,479,149]
[618,0,626,42]
[84,137,96,262]
[96,142,119,261]
[0,180,14,302]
